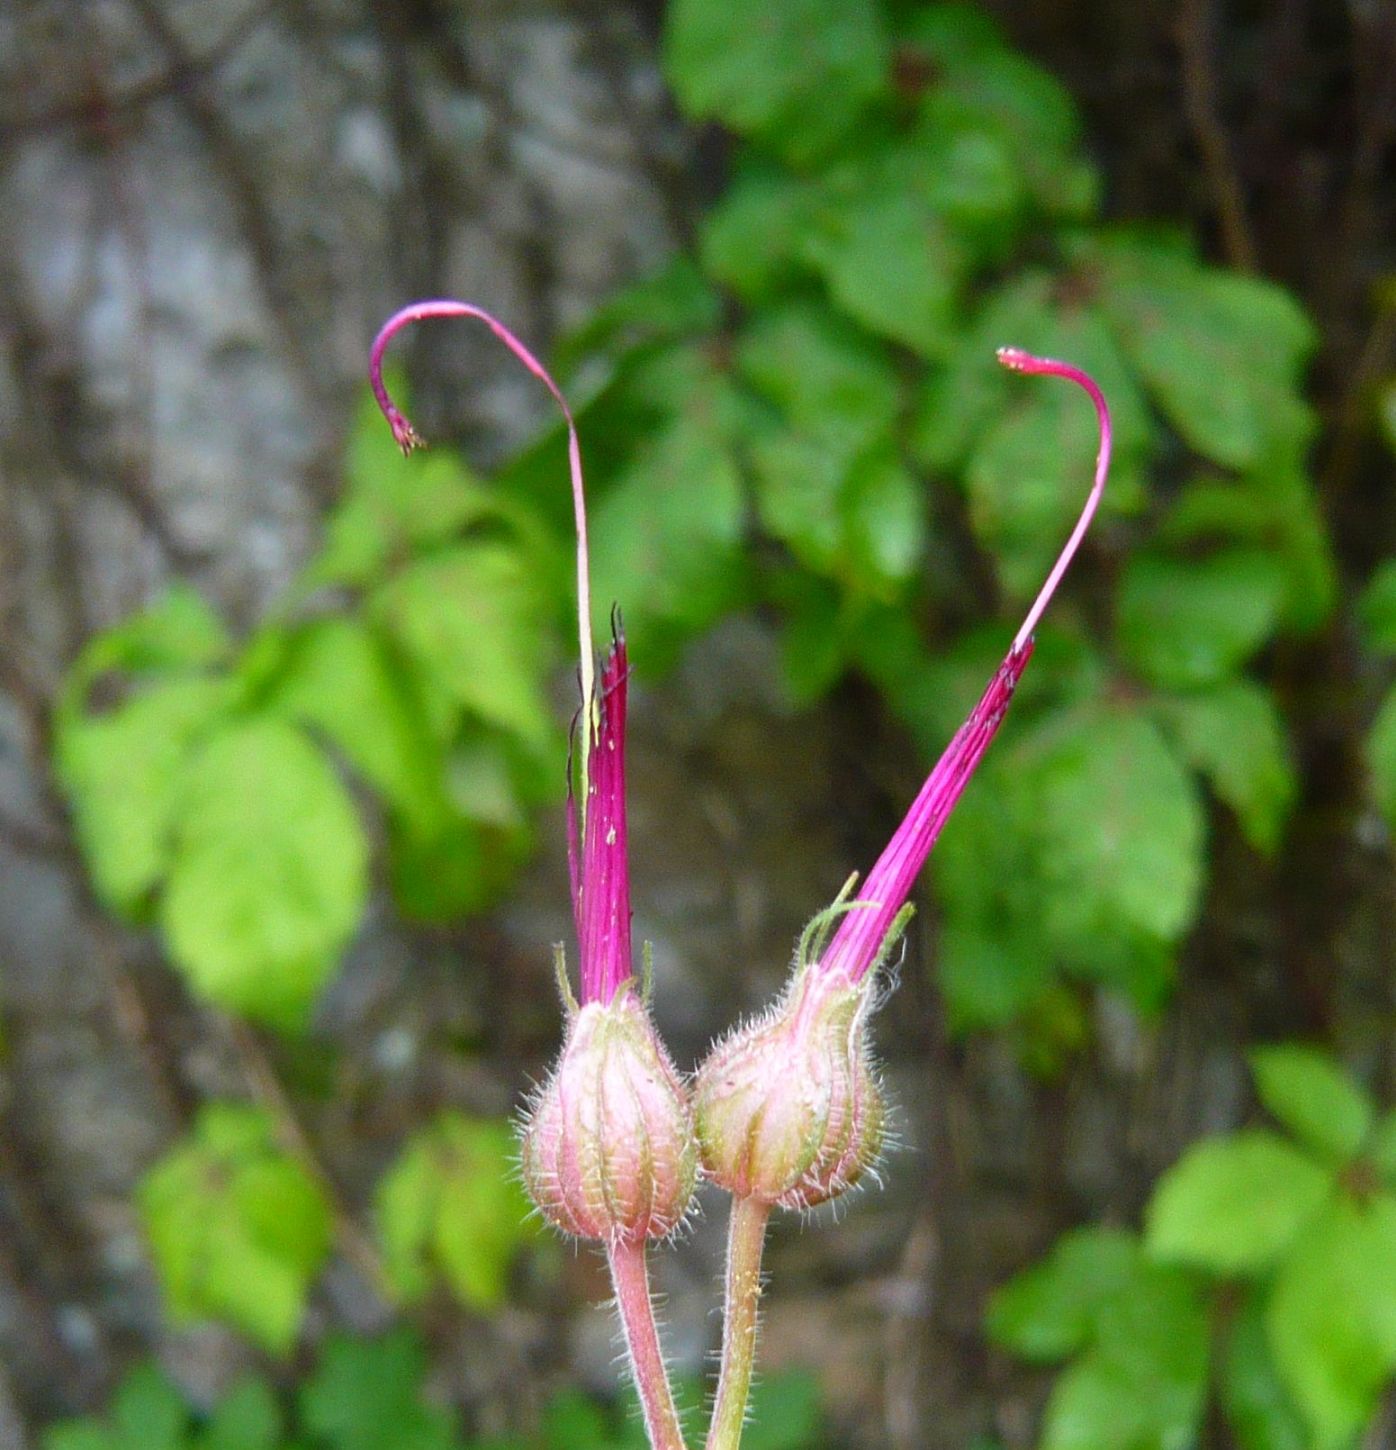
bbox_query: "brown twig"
[1176,0,1257,273]
[225,1016,394,1301]
[1320,289,1396,504]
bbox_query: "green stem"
[607,1239,688,1450]
[706,1196,772,1450]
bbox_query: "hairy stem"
[706,1196,772,1450]
[607,1239,688,1450]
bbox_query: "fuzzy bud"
[520,985,697,1243]
[693,961,885,1211]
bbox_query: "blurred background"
[2,2,1396,1448]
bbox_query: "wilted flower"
[694,347,1112,1210]
[370,302,696,1246]
[520,630,697,1243]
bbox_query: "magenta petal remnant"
[570,633,634,1005]
[819,346,1113,985]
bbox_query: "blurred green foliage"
[138,1106,536,1353]
[989,1047,1396,1449]
[138,1104,333,1356]
[376,1112,537,1312]
[55,387,560,1030]
[40,1334,826,1450]
[44,1,1396,1446]
[54,0,1336,1046]
[496,0,1330,1049]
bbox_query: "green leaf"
[931,749,1044,938]
[869,619,1105,760]
[904,101,1027,232]
[300,1330,460,1450]
[1156,461,1336,636]
[894,1,1007,69]
[910,270,1053,471]
[199,1379,282,1450]
[111,1365,188,1450]
[749,430,846,576]
[1223,1296,1309,1450]
[937,919,1053,1034]
[1359,560,1396,657]
[1153,681,1297,855]
[43,1424,117,1450]
[932,692,1196,1021]
[926,39,1094,217]
[1034,706,1206,983]
[1379,376,1396,454]
[1267,1194,1396,1449]
[160,719,369,1029]
[1255,458,1337,634]
[1370,1110,1396,1187]
[312,388,511,591]
[56,677,232,916]
[486,367,655,542]
[539,1390,611,1450]
[945,296,1150,596]
[139,1104,331,1354]
[270,618,446,835]
[376,1113,533,1313]
[372,543,554,750]
[1368,681,1396,832]
[752,435,925,598]
[698,159,821,302]
[986,1227,1143,1363]
[1250,1045,1375,1164]
[663,0,889,165]
[556,255,721,368]
[1094,232,1316,469]
[1145,1130,1333,1274]
[589,409,749,670]
[1039,1263,1210,1450]
[387,812,531,924]
[772,572,851,703]
[800,148,966,357]
[736,303,900,463]
[1116,550,1287,690]
[744,1370,824,1450]
[43,1363,193,1450]
[63,585,231,694]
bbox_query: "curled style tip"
[818,346,1113,985]
[995,346,1113,654]
[369,298,595,711]
[384,407,423,456]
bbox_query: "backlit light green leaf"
[139,1104,331,1354]
[1250,1045,1374,1164]
[160,719,369,1029]
[1145,1130,1333,1274]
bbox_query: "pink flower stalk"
[370,299,638,1004]
[371,299,696,1260]
[817,345,1112,984]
